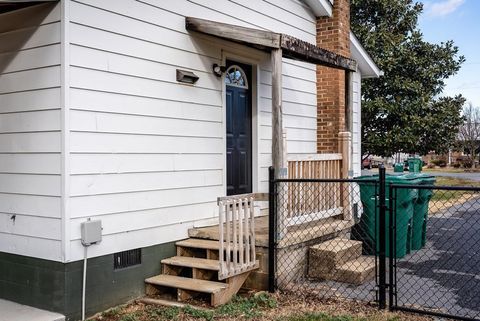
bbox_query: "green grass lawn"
[430,176,480,202]
[422,167,466,173]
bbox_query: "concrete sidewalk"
[0,299,64,321]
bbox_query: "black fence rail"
[390,184,480,321]
[269,168,381,304]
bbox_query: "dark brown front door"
[225,60,252,196]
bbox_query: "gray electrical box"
[81,220,102,246]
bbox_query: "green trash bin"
[404,173,436,250]
[394,163,404,173]
[355,174,418,258]
[408,157,423,173]
[353,177,378,254]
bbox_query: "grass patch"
[217,292,277,318]
[90,292,277,321]
[277,312,400,321]
[431,176,480,202]
[90,293,431,321]
[422,168,465,173]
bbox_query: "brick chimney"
[316,0,351,153]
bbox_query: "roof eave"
[350,32,383,78]
[303,0,332,17]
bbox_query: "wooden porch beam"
[280,35,357,71]
[185,17,281,50]
[271,48,285,175]
[185,17,357,72]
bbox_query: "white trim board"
[350,32,383,79]
[303,0,332,17]
[285,207,343,227]
[288,153,342,161]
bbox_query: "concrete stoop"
[0,299,65,321]
[308,238,376,285]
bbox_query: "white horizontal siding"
[71,154,223,175]
[70,132,223,154]
[67,0,318,261]
[0,232,62,261]
[70,185,224,218]
[68,221,198,262]
[70,202,217,240]
[70,170,222,196]
[70,110,222,138]
[0,193,60,218]
[70,89,222,123]
[0,2,62,260]
[0,213,61,240]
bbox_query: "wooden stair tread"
[162,256,220,271]
[176,238,221,250]
[139,297,211,310]
[145,274,227,294]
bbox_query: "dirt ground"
[89,292,434,321]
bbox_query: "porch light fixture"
[212,63,226,77]
[176,69,199,84]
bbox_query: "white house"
[0,0,381,319]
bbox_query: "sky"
[419,0,480,107]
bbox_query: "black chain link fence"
[270,171,480,321]
[391,185,480,320]
[272,177,381,304]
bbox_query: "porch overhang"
[185,17,357,72]
[0,0,56,14]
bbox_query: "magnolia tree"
[458,103,480,168]
[351,0,465,159]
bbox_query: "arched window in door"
[225,65,249,89]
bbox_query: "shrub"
[463,160,473,168]
[431,159,446,167]
[452,162,461,168]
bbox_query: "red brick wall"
[316,0,351,153]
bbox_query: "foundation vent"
[114,249,142,269]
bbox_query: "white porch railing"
[217,193,266,280]
[285,153,343,226]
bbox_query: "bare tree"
[458,103,480,168]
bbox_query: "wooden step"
[176,238,220,251]
[145,275,227,294]
[162,256,220,271]
[139,297,211,311]
[334,256,376,285]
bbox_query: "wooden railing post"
[217,193,265,280]
[338,132,351,179]
[338,132,352,221]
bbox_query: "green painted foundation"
[0,242,176,321]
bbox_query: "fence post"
[378,165,387,309]
[388,183,395,310]
[268,166,276,293]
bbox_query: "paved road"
[422,171,480,181]
[302,191,480,320]
[395,197,480,319]
[362,169,480,182]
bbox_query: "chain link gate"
[268,166,480,321]
[389,184,480,321]
[268,167,384,306]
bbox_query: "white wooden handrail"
[286,153,343,226]
[217,193,265,280]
